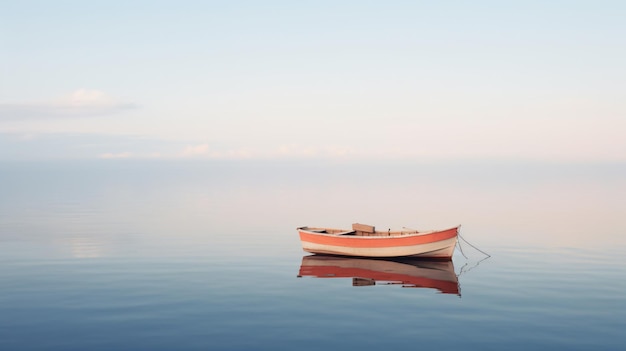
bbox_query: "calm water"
[1,160,625,350]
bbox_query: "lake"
[1,160,624,350]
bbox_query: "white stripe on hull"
[301,237,457,258]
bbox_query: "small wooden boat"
[297,223,459,259]
[298,255,459,294]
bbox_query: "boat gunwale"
[297,226,460,240]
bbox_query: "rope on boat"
[457,228,491,259]
[456,227,491,277]
[456,228,468,259]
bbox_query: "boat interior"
[301,223,421,237]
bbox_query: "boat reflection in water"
[298,255,460,295]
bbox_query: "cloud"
[0,132,184,161]
[181,143,210,157]
[205,148,255,159]
[176,143,352,160]
[94,143,218,160]
[178,144,256,159]
[0,89,137,120]
[59,89,127,108]
[276,144,354,159]
[99,152,133,159]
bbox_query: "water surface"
[1,160,624,350]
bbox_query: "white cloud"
[180,143,210,157]
[178,144,257,159]
[99,152,132,159]
[176,144,352,160]
[58,89,122,108]
[0,89,137,120]
[275,144,354,159]
[97,151,165,160]
[208,148,255,159]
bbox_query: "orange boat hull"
[298,226,459,259]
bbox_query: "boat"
[297,223,459,259]
[298,255,459,295]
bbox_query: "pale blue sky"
[1,1,625,161]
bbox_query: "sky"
[1,1,625,162]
